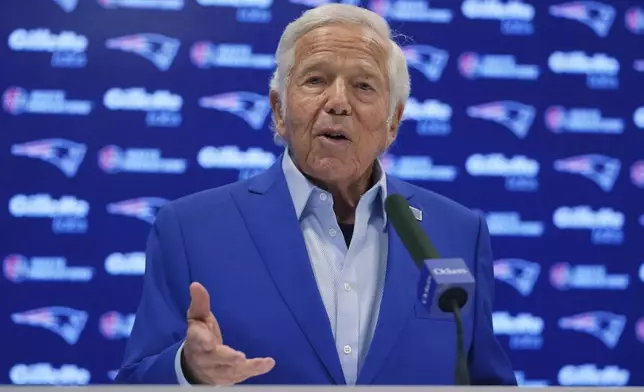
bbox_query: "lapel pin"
[410,206,422,222]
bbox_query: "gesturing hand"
[181,282,275,385]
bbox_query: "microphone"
[384,193,473,386]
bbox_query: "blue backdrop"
[1,0,642,386]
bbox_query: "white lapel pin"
[410,206,422,222]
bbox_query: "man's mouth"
[321,131,349,141]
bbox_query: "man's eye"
[357,82,373,90]
[306,77,323,85]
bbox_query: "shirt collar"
[281,149,388,228]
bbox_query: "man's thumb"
[187,282,211,321]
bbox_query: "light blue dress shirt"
[281,151,389,385]
[175,151,389,385]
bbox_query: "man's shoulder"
[162,179,249,217]
[389,177,482,223]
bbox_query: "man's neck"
[305,164,376,224]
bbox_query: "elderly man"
[115,3,517,386]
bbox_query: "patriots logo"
[467,101,535,139]
[52,0,79,12]
[402,45,449,82]
[11,306,88,344]
[106,34,180,71]
[11,139,86,178]
[199,92,270,131]
[494,258,540,296]
[554,154,621,191]
[558,311,626,349]
[549,1,616,37]
[106,197,168,224]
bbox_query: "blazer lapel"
[232,158,346,385]
[357,178,419,384]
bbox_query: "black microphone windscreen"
[384,194,440,266]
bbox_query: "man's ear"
[386,103,404,147]
[269,90,286,137]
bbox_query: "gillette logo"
[98,145,187,174]
[3,254,94,283]
[461,0,535,35]
[199,92,270,131]
[367,0,453,23]
[198,145,276,181]
[559,364,629,387]
[3,87,92,116]
[549,2,615,37]
[100,311,135,339]
[548,51,619,89]
[545,106,624,134]
[402,45,449,82]
[105,252,145,276]
[198,145,276,171]
[9,194,89,234]
[550,263,629,291]
[103,88,182,127]
[8,28,87,67]
[494,258,540,296]
[492,312,544,350]
[483,212,544,237]
[402,98,452,135]
[626,6,644,34]
[381,154,457,182]
[458,52,539,80]
[558,311,626,349]
[554,154,621,191]
[631,161,644,188]
[106,34,180,71]
[11,307,88,344]
[467,101,535,138]
[10,363,90,385]
[195,0,272,21]
[191,43,274,69]
[106,197,168,224]
[11,139,87,178]
[634,106,644,128]
[466,154,539,192]
[553,206,623,245]
[98,0,185,10]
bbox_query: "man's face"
[271,23,402,185]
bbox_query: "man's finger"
[234,357,276,382]
[187,282,212,321]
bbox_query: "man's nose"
[324,79,351,116]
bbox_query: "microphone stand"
[452,300,470,386]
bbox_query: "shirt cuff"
[174,340,192,386]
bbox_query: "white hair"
[268,4,410,144]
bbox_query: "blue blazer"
[115,156,517,385]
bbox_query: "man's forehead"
[293,24,389,71]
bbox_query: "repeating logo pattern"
[2,0,641,387]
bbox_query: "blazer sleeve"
[113,203,191,384]
[468,214,518,385]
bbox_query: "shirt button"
[344,283,351,291]
[343,345,352,354]
[319,193,327,201]
[329,228,337,237]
